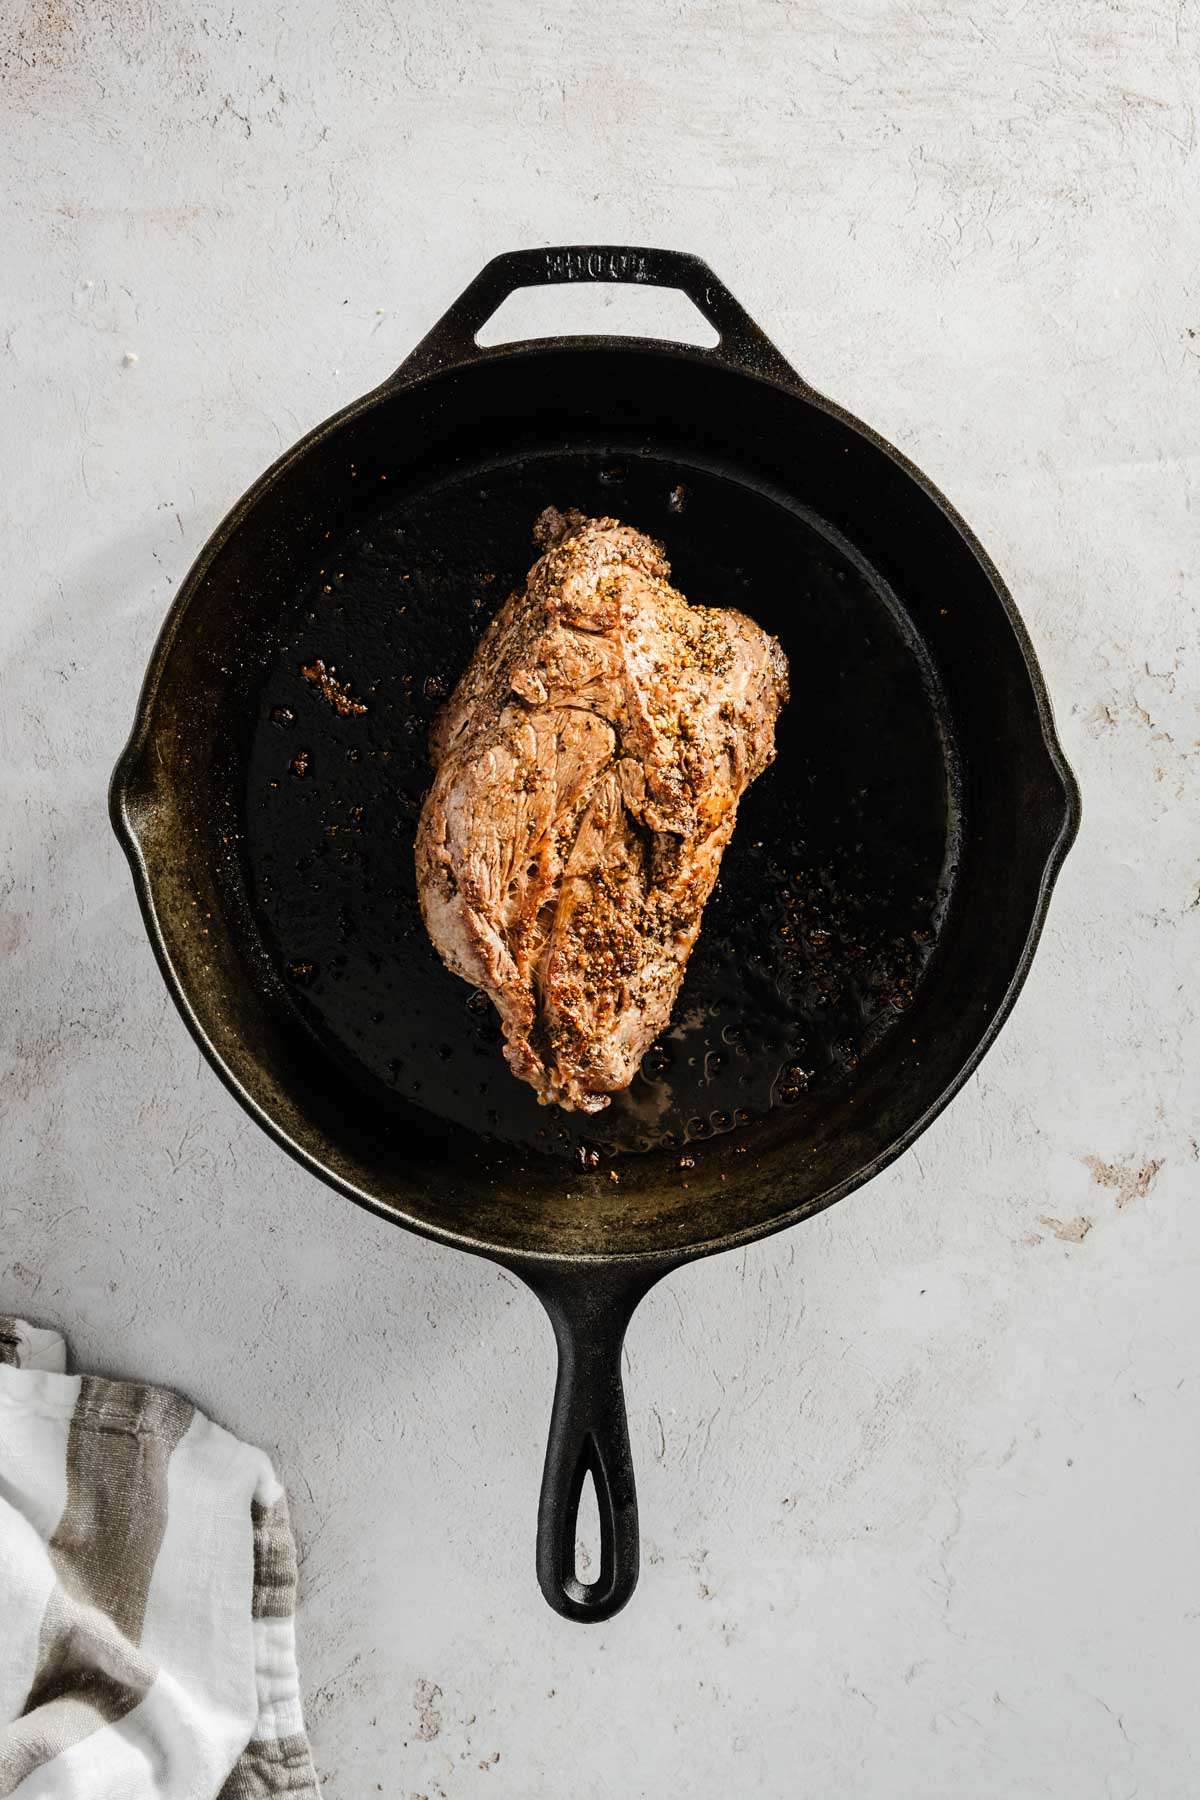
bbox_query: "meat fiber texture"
[415,508,789,1113]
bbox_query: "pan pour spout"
[415,508,789,1112]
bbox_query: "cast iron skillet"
[110,246,1080,1620]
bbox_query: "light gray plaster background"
[2,2,1197,1795]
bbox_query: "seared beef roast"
[415,509,788,1112]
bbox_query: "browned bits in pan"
[299,658,368,717]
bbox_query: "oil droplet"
[775,1062,812,1105]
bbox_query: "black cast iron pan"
[111,246,1080,1620]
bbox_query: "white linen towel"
[0,1318,321,1798]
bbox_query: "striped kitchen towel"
[0,1318,321,1798]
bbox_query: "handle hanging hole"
[574,1463,602,1585]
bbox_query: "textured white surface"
[1,2,1198,1795]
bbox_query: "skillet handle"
[519,1264,659,1622]
[393,245,801,387]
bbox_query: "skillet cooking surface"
[242,447,960,1164]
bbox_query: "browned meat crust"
[415,508,788,1112]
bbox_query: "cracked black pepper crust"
[414,507,789,1112]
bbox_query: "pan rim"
[110,335,1081,1271]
